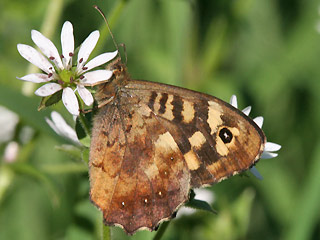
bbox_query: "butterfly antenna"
[93,5,121,60]
[118,43,127,65]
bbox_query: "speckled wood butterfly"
[88,56,266,234]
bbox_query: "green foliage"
[184,198,217,214]
[1,0,320,239]
[75,113,92,148]
[38,90,63,111]
[185,190,217,214]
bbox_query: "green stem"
[8,162,60,207]
[283,141,320,240]
[40,163,88,174]
[102,222,111,240]
[153,221,170,240]
[0,165,14,205]
[78,112,91,137]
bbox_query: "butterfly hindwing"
[89,97,190,234]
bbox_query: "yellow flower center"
[59,69,75,83]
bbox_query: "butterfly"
[88,57,266,235]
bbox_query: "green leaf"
[75,112,93,147]
[76,131,90,148]
[82,148,90,165]
[38,89,62,111]
[55,144,83,160]
[185,199,217,214]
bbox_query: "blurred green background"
[1,0,320,239]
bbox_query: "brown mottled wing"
[89,96,190,234]
[123,80,266,187]
[89,79,266,234]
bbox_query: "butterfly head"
[94,57,129,107]
[106,56,127,77]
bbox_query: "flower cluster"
[17,21,117,115]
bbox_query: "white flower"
[0,106,19,144]
[177,189,215,217]
[3,141,19,163]
[17,21,118,116]
[229,95,281,180]
[45,111,80,145]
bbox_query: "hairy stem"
[153,221,170,240]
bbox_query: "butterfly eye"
[219,127,233,143]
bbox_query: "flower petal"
[34,83,62,96]
[176,189,214,218]
[194,189,214,204]
[261,151,278,159]
[250,166,263,180]
[61,21,74,68]
[82,50,118,73]
[77,30,100,71]
[0,106,19,144]
[229,95,238,108]
[62,87,79,116]
[242,106,251,116]
[31,30,63,70]
[77,86,94,106]
[17,44,54,74]
[81,70,113,86]
[46,111,80,144]
[253,116,264,128]
[4,141,19,163]
[17,73,52,83]
[45,117,60,136]
[264,142,281,152]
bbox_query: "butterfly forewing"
[89,67,266,234]
[124,80,266,186]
